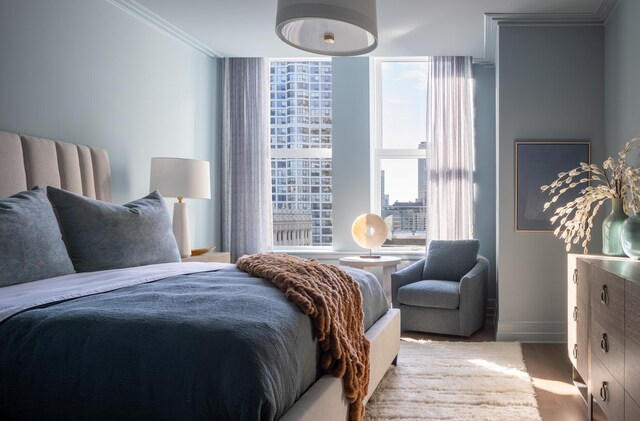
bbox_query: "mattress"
[0,262,388,420]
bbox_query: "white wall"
[0,0,221,248]
[496,25,604,342]
[604,0,640,156]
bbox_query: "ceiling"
[130,0,610,59]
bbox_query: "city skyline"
[269,60,333,246]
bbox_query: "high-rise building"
[418,141,427,205]
[380,142,428,246]
[269,61,333,246]
[381,169,389,208]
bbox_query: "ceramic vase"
[602,197,627,256]
[621,213,640,259]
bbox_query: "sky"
[380,61,428,204]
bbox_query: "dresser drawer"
[627,393,640,421]
[626,280,640,345]
[591,354,625,421]
[591,265,624,327]
[591,318,624,384]
[577,259,591,306]
[577,301,589,379]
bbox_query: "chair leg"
[391,355,398,366]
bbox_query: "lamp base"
[360,255,381,259]
[173,201,191,258]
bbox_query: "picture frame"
[515,141,591,232]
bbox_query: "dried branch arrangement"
[541,136,640,253]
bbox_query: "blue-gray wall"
[605,0,640,156]
[0,0,221,249]
[473,64,497,310]
[496,25,605,342]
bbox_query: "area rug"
[365,339,541,421]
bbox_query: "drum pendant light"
[275,0,378,56]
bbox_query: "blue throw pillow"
[422,240,480,281]
[47,187,181,272]
[0,187,75,286]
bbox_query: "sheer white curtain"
[222,58,273,261]
[426,56,475,241]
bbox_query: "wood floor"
[403,319,601,421]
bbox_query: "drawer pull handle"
[601,333,609,353]
[600,381,609,402]
[573,306,578,322]
[601,285,609,305]
[573,343,578,359]
[573,268,578,284]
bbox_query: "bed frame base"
[279,309,401,421]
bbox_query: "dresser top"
[577,256,640,285]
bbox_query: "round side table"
[339,256,401,302]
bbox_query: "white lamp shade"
[150,157,211,199]
[351,213,388,249]
[275,0,378,56]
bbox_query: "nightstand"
[339,256,401,302]
[181,252,231,263]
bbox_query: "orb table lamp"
[351,213,388,258]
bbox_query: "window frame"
[372,57,430,250]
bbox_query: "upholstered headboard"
[0,130,112,201]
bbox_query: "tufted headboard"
[0,130,112,201]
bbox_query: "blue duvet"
[0,265,387,420]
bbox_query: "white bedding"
[0,262,234,323]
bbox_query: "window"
[270,60,332,247]
[374,59,429,247]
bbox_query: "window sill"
[274,246,425,262]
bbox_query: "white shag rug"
[365,340,541,421]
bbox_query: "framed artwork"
[515,141,590,232]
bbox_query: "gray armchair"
[391,240,489,337]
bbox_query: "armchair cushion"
[397,280,460,310]
[422,239,480,281]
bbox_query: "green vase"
[622,213,640,259]
[602,197,627,256]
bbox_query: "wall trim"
[496,321,567,343]
[595,0,620,22]
[478,0,617,66]
[106,0,223,58]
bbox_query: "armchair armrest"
[460,256,489,285]
[458,256,489,336]
[391,258,425,308]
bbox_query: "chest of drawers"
[567,255,640,420]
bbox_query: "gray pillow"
[0,187,75,286]
[47,187,181,272]
[422,239,480,281]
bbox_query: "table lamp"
[150,157,211,258]
[351,213,388,258]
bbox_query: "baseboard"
[496,321,567,343]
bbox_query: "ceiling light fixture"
[275,0,378,56]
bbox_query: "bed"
[0,130,401,420]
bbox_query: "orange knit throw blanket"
[236,252,370,421]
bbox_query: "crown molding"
[596,0,620,21]
[106,0,223,58]
[478,0,619,66]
